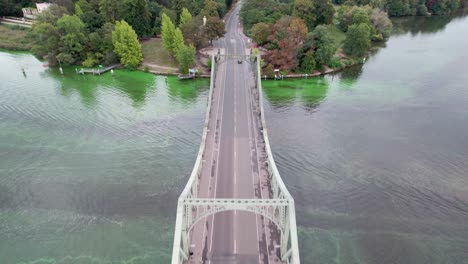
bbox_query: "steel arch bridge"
[171,55,300,264]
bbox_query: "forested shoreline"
[0,0,231,72]
[241,0,465,75]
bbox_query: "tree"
[181,16,208,49]
[250,22,272,45]
[161,13,177,54]
[201,0,219,18]
[112,20,143,68]
[176,44,196,74]
[172,28,185,55]
[293,0,316,30]
[179,8,192,27]
[121,0,152,36]
[344,23,371,57]
[267,16,308,71]
[300,51,316,72]
[369,8,392,39]
[313,25,336,66]
[99,0,120,23]
[56,15,88,64]
[205,16,226,43]
[314,0,335,25]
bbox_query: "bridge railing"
[172,55,217,264]
[252,55,300,263]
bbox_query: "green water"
[0,53,209,263]
[263,11,468,264]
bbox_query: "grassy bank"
[0,24,33,51]
[141,38,179,69]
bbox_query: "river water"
[1,10,468,264]
[263,10,468,264]
[0,53,209,263]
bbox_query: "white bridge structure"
[172,55,300,264]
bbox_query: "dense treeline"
[336,0,465,16]
[242,0,395,73]
[7,0,232,70]
[242,0,465,74]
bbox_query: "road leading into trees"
[189,2,279,264]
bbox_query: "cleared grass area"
[0,23,33,51]
[141,38,179,68]
[327,25,347,49]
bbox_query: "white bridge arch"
[185,198,288,234]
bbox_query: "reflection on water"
[264,12,468,264]
[393,8,468,35]
[263,77,329,112]
[0,52,209,263]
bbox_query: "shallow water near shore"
[0,53,209,263]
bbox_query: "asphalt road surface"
[189,2,275,264]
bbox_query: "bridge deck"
[185,3,282,264]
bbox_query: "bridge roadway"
[188,2,280,264]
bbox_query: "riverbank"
[0,23,33,51]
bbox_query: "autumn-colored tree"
[267,16,308,71]
[205,16,226,43]
[181,16,208,49]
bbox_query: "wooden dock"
[77,64,118,75]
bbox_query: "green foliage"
[99,0,120,23]
[338,5,392,40]
[121,0,152,36]
[144,65,150,72]
[314,0,335,25]
[265,64,275,78]
[429,0,461,14]
[207,58,212,70]
[161,13,176,54]
[179,8,193,27]
[328,56,342,68]
[201,0,219,18]
[344,23,371,57]
[293,0,334,29]
[250,22,272,45]
[240,0,291,32]
[82,53,99,67]
[176,44,196,74]
[293,0,316,30]
[56,15,87,64]
[313,25,336,66]
[300,52,316,72]
[112,20,143,68]
[172,28,185,55]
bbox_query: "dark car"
[237,59,242,64]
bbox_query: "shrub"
[328,57,342,69]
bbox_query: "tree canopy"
[112,20,143,68]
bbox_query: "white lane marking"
[234,239,237,254]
